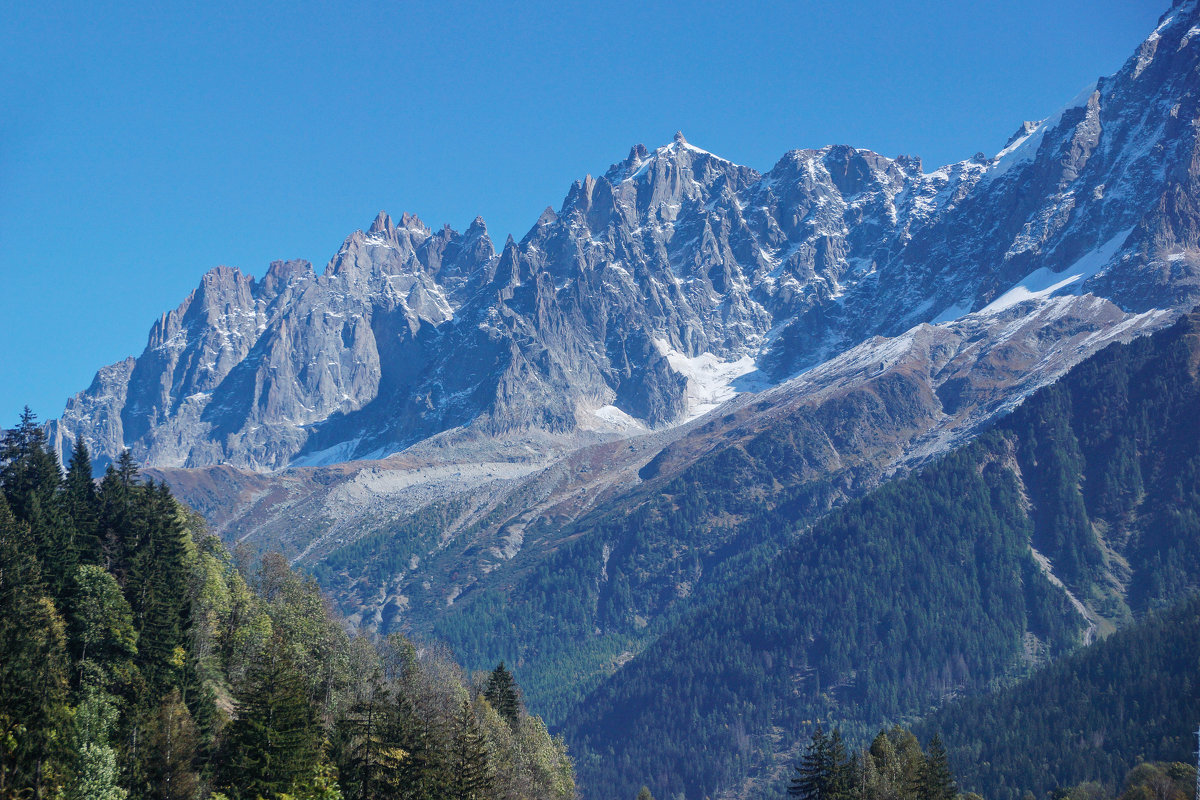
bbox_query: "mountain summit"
[51,1,1200,472]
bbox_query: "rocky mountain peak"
[49,5,1200,471]
[369,211,395,236]
[1003,120,1043,150]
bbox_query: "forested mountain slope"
[423,298,1167,724]
[562,308,1200,800]
[0,414,573,800]
[917,593,1200,800]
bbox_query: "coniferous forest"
[562,311,1200,799]
[7,309,1200,800]
[0,410,574,800]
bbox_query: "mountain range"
[39,1,1200,797]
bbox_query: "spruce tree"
[221,635,325,799]
[921,734,957,800]
[389,688,449,800]
[0,407,61,521]
[789,725,852,800]
[483,662,520,727]
[30,491,79,605]
[64,435,101,565]
[0,500,73,800]
[790,725,830,800]
[131,482,193,695]
[449,698,492,800]
[337,667,398,800]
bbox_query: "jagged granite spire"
[50,2,1200,469]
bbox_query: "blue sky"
[0,0,1165,427]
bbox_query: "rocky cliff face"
[44,7,1200,798]
[50,1,1200,472]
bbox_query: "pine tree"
[221,634,325,799]
[29,491,78,604]
[449,698,492,800]
[791,726,830,800]
[64,435,101,566]
[98,463,138,581]
[0,407,61,521]
[389,688,449,800]
[789,725,852,800]
[483,662,520,727]
[920,734,957,800]
[337,667,399,800]
[131,482,193,695]
[0,500,73,800]
[116,449,139,488]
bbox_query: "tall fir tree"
[336,667,402,800]
[0,500,73,800]
[221,634,327,800]
[789,725,852,800]
[483,662,520,727]
[449,698,492,800]
[0,407,61,521]
[390,688,449,800]
[64,435,102,566]
[919,734,957,800]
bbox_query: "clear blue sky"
[0,0,1165,427]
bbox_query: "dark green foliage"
[565,435,1079,800]
[449,698,492,800]
[0,412,576,800]
[917,593,1200,800]
[0,407,62,521]
[483,662,521,727]
[0,500,73,799]
[335,666,398,800]
[915,735,956,800]
[220,634,326,799]
[63,435,101,565]
[786,724,962,800]
[789,726,852,800]
[564,311,1200,800]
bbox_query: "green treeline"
[565,432,1081,800]
[565,311,1200,800]
[784,724,1197,800]
[787,725,961,800]
[917,593,1200,800]
[0,409,574,800]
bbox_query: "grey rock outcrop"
[51,0,1200,471]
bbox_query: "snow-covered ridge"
[981,228,1134,315]
[50,0,1200,471]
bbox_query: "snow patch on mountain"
[589,404,647,432]
[987,81,1098,181]
[654,341,766,420]
[981,228,1133,314]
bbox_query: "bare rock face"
[50,0,1200,471]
